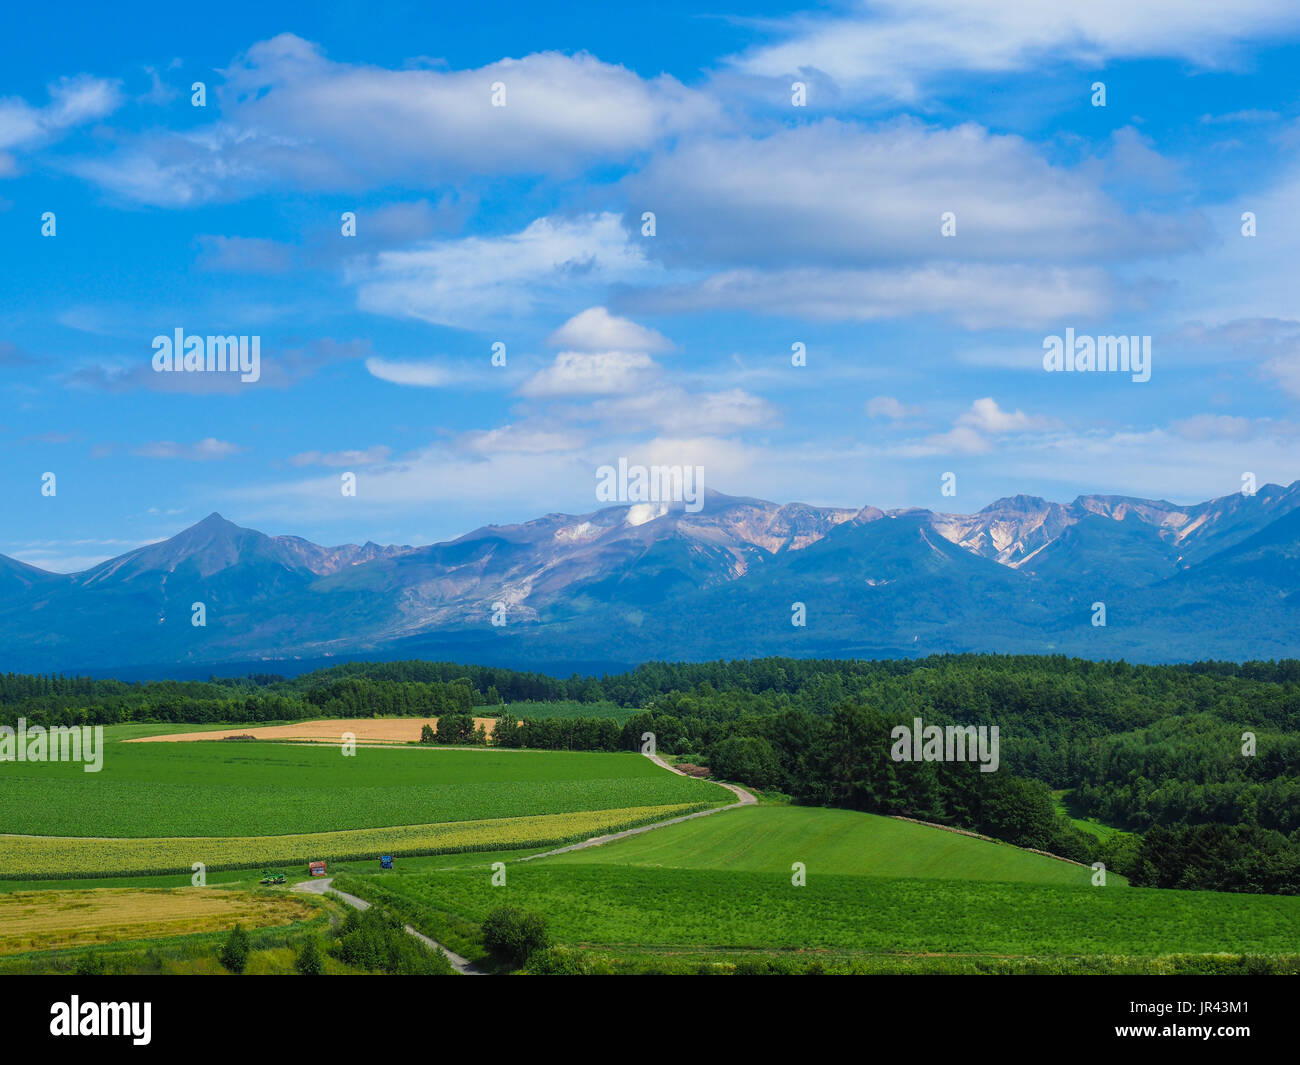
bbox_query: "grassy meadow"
[556,804,1105,885]
[332,804,1300,973]
[356,862,1300,959]
[0,735,727,837]
[0,803,704,879]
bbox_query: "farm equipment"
[259,871,286,885]
[308,860,327,877]
[379,855,394,869]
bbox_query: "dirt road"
[292,755,754,971]
[520,754,756,862]
[292,876,485,975]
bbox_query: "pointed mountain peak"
[164,512,248,546]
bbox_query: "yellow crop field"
[0,803,702,879]
[0,888,317,954]
[127,717,499,744]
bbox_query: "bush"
[218,924,250,974]
[73,952,106,976]
[294,936,324,975]
[977,774,1059,851]
[433,714,478,745]
[332,904,450,975]
[481,906,549,966]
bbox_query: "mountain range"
[3,483,1299,673]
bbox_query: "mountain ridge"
[1,483,1298,670]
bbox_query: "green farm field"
[338,806,1300,968]
[0,736,728,838]
[359,863,1300,959]
[557,805,1104,885]
[0,804,702,879]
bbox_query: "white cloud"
[958,397,1056,434]
[132,438,243,460]
[5,541,151,574]
[978,424,1300,502]
[352,213,656,328]
[1170,319,1300,398]
[546,307,673,353]
[730,0,1300,99]
[612,120,1189,330]
[71,35,717,204]
[365,358,464,388]
[1199,109,1280,125]
[1100,126,1188,195]
[291,446,392,467]
[591,387,777,436]
[626,120,1197,267]
[866,395,922,420]
[894,397,1057,456]
[627,262,1114,328]
[0,74,121,154]
[457,425,587,455]
[1169,414,1261,441]
[520,306,776,431]
[1263,353,1300,399]
[910,424,994,456]
[519,351,658,398]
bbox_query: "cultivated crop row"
[0,745,725,837]
[0,803,706,879]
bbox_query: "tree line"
[4,654,1297,892]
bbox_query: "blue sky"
[4,0,1300,569]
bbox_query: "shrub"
[218,924,250,973]
[73,952,106,976]
[481,906,549,966]
[434,714,478,745]
[332,904,450,975]
[294,936,324,975]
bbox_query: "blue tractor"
[379,855,394,869]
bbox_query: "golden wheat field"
[0,803,701,878]
[126,717,499,744]
[0,888,317,954]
